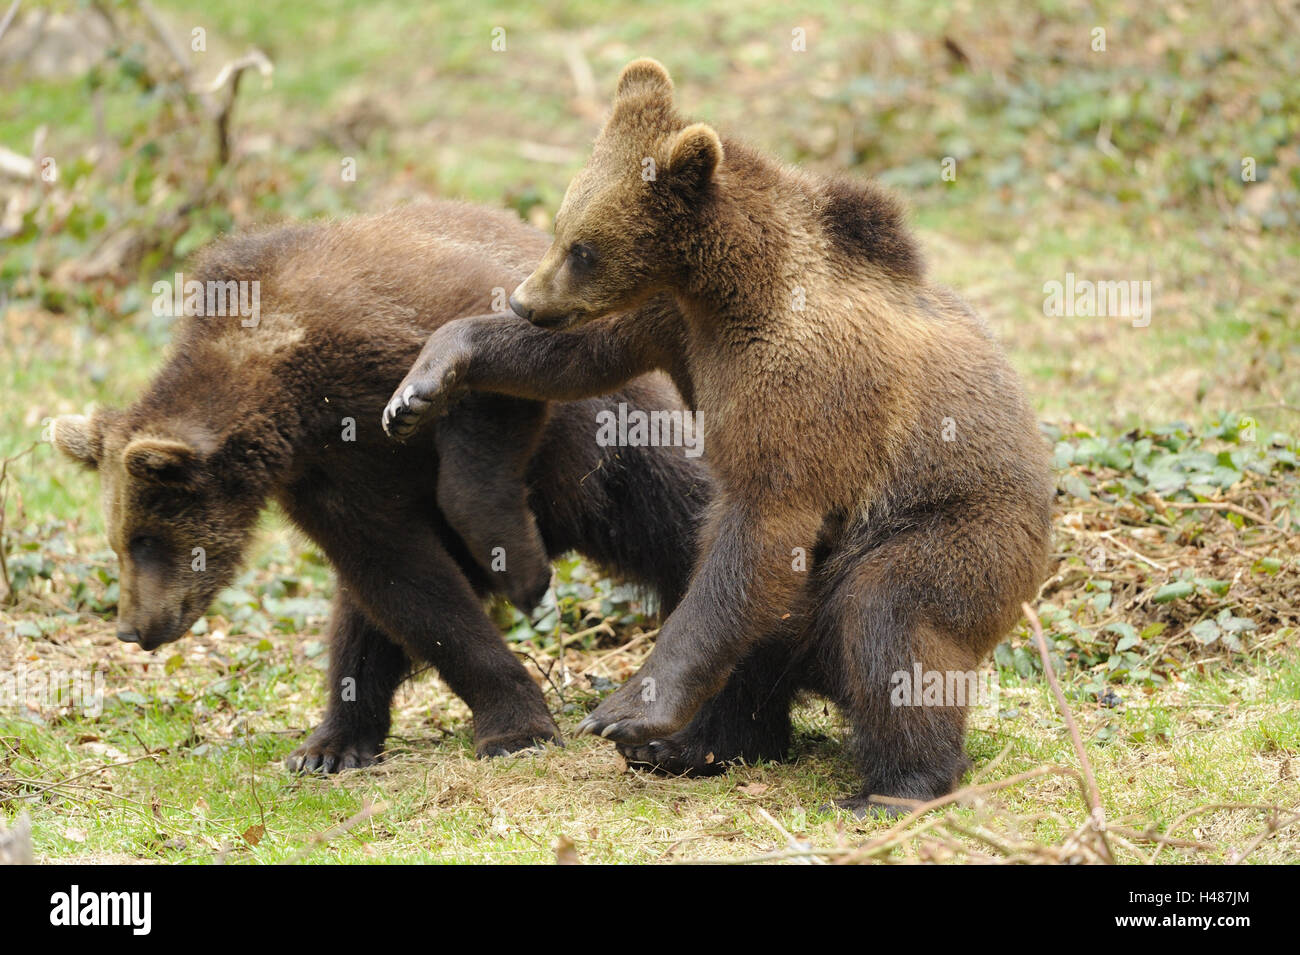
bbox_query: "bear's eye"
[567,243,597,272]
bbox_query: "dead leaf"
[737,782,770,797]
[242,824,265,847]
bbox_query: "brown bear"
[51,199,712,771]
[384,60,1054,812]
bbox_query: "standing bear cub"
[386,59,1054,812]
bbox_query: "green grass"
[4,644,1294,863]
[2,0,1298,863]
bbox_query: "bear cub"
[386,60,1053,813]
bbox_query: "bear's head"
[50,410,270,651]
[509,58,723,330]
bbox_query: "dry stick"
[1162,500,1281,533]
[1150,800,1294,863]
[511,647,568,705]
[1229,809,1300,865]
[1097,530,1168,571]
[0,0,19,44]
[244,734,266,832]
[0,751,161,803]
[1103,829,1152,866]
[969,741,1015,785]
[754,806,822,866]
[207,51,273,166]
[1022,601,1115,864]
[1108,826,1215,851]
[573,627,656,676]
[286,799,388,864]
[137,0,192,81]
[836,765,1078,864]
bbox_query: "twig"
[0,751,161,803]
[286,798,387,864]
[511,647,567,705]
[573,627,655,675]
[1108,825,1214,851]
[245,734,266,830]
[137,0,193,82]
[208,51,273,166]
[1162,500,1281,533]
[0,0,19,45]
[754,806,822,865]
[1023,601,1114,863]
[1229,809,1300,864]
[838,765,1078,864]
[1097,530,1168,571]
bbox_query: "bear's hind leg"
[814,535,984,817]
[436,392,553,611]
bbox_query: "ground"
[0,0,1297,863]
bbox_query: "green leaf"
[1152,581,1194,603]
[1189,619,1221,645]
[1060,473,1092,500]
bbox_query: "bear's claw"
[382,363,462,442]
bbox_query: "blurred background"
[2,0,1297,654]
[4,3,1297,466]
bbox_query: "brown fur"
[386,60,1053,811]
[52,200,712,771]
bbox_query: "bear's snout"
[508,292,533,322]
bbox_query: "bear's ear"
[616,58,673,103]
[51,413,107,469]
[123,437,199,486]
[667,123,723,190]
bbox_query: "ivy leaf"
[1189,619,1221,645]
[1152,581,1195,603]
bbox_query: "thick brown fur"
[386,60,1054,812]
[51,200,712,771]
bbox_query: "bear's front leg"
[382,307,670,443]
[577,499,819,745]
[383,321,474,441]
[286,591,408,773]
[576,653,705,743]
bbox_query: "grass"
[3,629,1295,863]
[1,0,1298,863]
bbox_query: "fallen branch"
[1023,601,1115,864]
[1162,499,1282,533]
